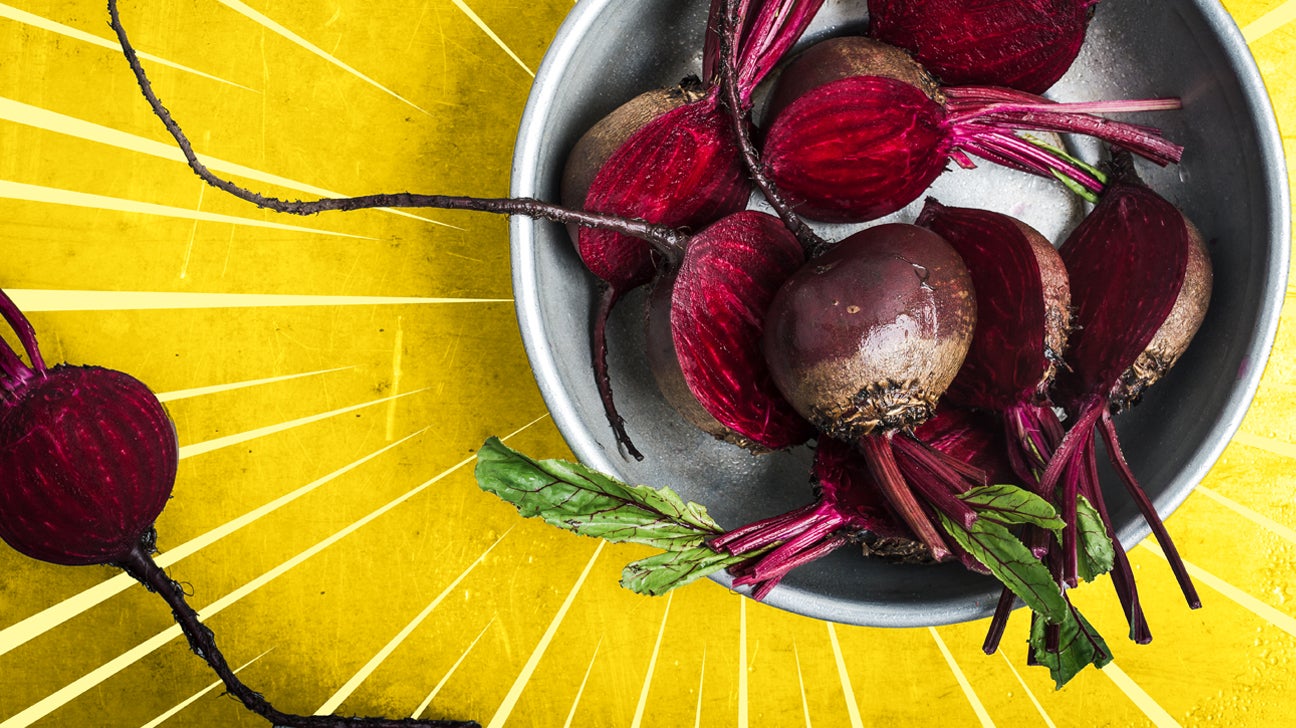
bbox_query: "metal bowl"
[510,0,1289,627]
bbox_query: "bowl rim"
[508,0,1291,627]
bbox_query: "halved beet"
[867,0,1096,94]
[646,210,814,451]
[1042,162,1212,641]
[759,36,1182,223]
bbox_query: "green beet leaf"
[621,545,760,596]
[475,438,723,550]
[1075,494,1116,582]
[960,484,1065,534]
[938,512,1068,624]
[1030,602,1114,689]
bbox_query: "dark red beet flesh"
[868,0,1095,94]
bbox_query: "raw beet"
[867,0,1096,93]
[645,210,815,451]
[0,282,478,728]
[759,36,1182,223]
[1042,161,1212,641]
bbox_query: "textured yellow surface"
[0,0,1293,726]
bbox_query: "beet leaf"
[936,512,1068,624]
[1030,602,1114,689]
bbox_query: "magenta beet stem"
[1098,412,1201,609]
[1077,439,1152,643]
[858,435,952,561]
[943,89,1185,167]
[0,288,46,386]
[116,536,478,728]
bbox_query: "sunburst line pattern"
[0,97,460,229]
[1102,662,1183,728]
[412,619,496,720]
[560,640,602,728]
[1,421,538,727]
[629,592,673,728]
[154,366,353,402]
[825,623,864,728]
[213,0,429,114]
[929,627,996,727]
[314,529,511,715]
[692,646,707,728]
[449,0,535,78]
[738,598,749,728]
[1243,0,1296,43]
[1232,430,1296,460]
[996,650,1057,728]
[484,540,606,728]
[1140,542,1296,638]
[793,642,813,728]
[0,4,255,90]
[1195,485,1296,546]
[5,289,511,312]
[138,650,271,728]
[0,180,376,240]
[178,388,427,459]
[0,426,429,658]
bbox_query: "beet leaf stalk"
[0,289,477,727]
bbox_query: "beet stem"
[1098,411,1201,608]
[717,0,827,256]
[116,534,479,728]
[890,436,979,529]
[982,587,1018,655]
[710,502,823,553]
[591,284,643,461]
[1080,439,1152,643]
[858,435,951,561]
[105,0,689,259]
[0,288,46,377]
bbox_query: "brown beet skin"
[762,224,976,442]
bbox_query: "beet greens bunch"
[46,0,1213,703]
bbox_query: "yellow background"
[1,0,1294,726]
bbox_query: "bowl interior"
[510,0,1289,627]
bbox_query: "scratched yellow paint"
[0,0,1292,726]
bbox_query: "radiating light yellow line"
[1243,0,1296,43]
[5,289,510,313]
[0,4,254,90]
[1141,542,1296,638]
[215,0,428,113]
[996,650,1056,728]
[1196,485,1296,546]
[1233,430,1296,461]
[793,642,813,728]
[179,184,206,279]
[413,619,496,720]
[630,592,673,728]
[1,417,544,728]
[825,623,864,728]
[449,0,535,78]
[560,640,602,728]
[738,598,749,728]
[1102,662,1182,728]
[316,530,510,714]
[178,388,426,459]
[930,627,995,727]
[139,650,271,728]
[0,426,429,657]
[0,97,460,229]
[385,316,405,441]
[154,366,352,402]
[0,180,374,239]
[485,540,607,728]
[692,647,707,728]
